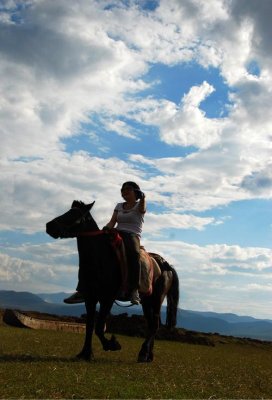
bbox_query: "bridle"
[57,206,101,237]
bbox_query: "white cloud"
[246,283,272,293]
[102,118,138,139]
[128,81,224,149]
[144,212,215,234]
[229,0,272,68]
[0,0,149,160]
[129,151,248,212]
[0,238,80,292]
[241,167,272,196]
[159,81,224,148]
[0,0,271,220]
[0,150,151,233]
[0,252,68,292]
[143,239,272,317]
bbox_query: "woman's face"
[121,186,136,201]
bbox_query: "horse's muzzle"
[46,220,61,239]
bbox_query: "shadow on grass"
[0,354,90,363]
[0,353,132,364]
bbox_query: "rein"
[73,230,105,237]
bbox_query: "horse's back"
[147,251,173,272]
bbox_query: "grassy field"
[0,324,272,399]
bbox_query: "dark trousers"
[118,231,141,292]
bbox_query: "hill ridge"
[0,289,271,340]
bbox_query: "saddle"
[108,229,161,296]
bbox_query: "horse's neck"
[77,234,117,272]
[77,235,96,263]
[88,218,99,231]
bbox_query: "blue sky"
[0,0,272,319]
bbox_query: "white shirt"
[114,202,144,237]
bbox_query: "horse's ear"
[87,201,95,211]
[71,200,79,208]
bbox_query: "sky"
[0,0,272,319]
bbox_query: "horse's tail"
[165,265,179,329]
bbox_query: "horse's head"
[46,200,98,239]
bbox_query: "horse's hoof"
[76,351,94,361]
[137,352,153,363]
[137,356,153,363]
[103,341,121,351]
[103,335,122,351]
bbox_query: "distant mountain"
[0,290,44,306]
[38,292,70,304]
[177,310,272,341]
[0,290,86,317]
[1,290,271,341]
[185,310,260,324]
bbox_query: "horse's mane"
[71,200,86,209]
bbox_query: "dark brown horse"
[46,200,179,362]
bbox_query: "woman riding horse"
[65,181,146,306]
[46,200,179,363]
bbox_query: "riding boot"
[63,260,87,304]
[64,291,85,304]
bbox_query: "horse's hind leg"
[95,300,121,352]
[138,336,155,363]
[137,298,159,363]
[138,275,168,363]
[77,299,96,361]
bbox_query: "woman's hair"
[121,181,140,191]
[121,181,141,199]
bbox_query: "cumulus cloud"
[129,149,249,212]
[0,0,271,212]
[0,0,271,219]
[0,151,148,232]
[0,0,148,160]
[143,239,272,317]
[131,81,225,149]
[241,167,272,196]
[147,240,272,274]
[0,238,81,292]
[0,252,73,292]
[230,0,272,66]
[144,212,215,234]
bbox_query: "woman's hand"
[134,189,145,200]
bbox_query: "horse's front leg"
[95,299,121,352]
[77,298,96,361]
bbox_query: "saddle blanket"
[139,248,161,295]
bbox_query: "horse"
[46,200,179,363]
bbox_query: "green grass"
[0,325,272,399]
